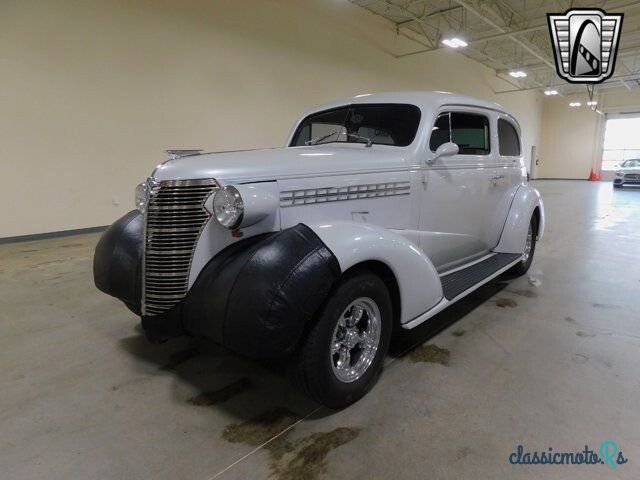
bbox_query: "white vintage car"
[94,91,544,408]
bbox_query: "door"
[418,109,496,271]
[483,116,523,248]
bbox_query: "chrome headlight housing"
[615,171,624,177]
[213,185,244,229]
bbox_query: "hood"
[152,145,410,183]
[618,167,640,174]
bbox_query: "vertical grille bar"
[143,179,218,316]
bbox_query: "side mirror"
[428,142,459,164]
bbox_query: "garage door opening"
[602,116,640,171]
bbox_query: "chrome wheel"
[330,297,381,383]
[522,224,533,263]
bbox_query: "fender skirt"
[93,210,143,315]
[179,224,340,357]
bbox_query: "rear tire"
[507,215,538,277]
[291,271,392,409]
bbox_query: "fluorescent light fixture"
[569,102,582,107]
[509,71,527,78]
[442,37,468,49]
[544,89,558,96]
[587,101,598,106]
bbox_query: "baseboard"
[0,225,108,245]
[531,178,590,181]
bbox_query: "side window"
[450,112,490,155]
[429,113,450,151]
[498,119,521,156]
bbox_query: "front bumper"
[94,213,340,358]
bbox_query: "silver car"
[613,159,640,188]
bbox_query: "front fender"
[181,223,341,357]
[308,222,443,324]
[494,185,545,254]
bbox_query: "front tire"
[507,215,538,277]
[291,271,392,409]
[614,183,623,189]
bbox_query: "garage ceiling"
[350,0,640,95]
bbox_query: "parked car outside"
[613,159,640,188]
[94,91,545,408]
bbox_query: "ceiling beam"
[396,6,462,26]
[452,0,555,68]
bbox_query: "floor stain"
[572,353,589,364]
[564,316,576,323]
[576,331,596,338]
[223,407,301,447]
[160,347,200,371]
[495,298,518,308]
[455,446,472,461]
[451,329,466,337]
[222,408,360,480]
[591,302,620,310]
[507,289,538,298]
[408,344,450,365]
[188,378,252,406]
[274,428,360,480]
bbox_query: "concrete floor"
[1,180,639,480]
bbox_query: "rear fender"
[308,222,443,324]
[494,185,545,254]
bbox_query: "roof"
[306,90,509,115]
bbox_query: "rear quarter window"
[498,119,521,156]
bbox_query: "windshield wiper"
[305,131,372,147]
[344,132,372,148]
[305,131,339,146]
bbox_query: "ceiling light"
[509,71,527,78]
[442,37,468,49]
[587,101,598,106]
[569,102,582,107]
[544,89,558,96]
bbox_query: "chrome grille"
[143,179,218,316]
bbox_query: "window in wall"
[451,113,490,155]
[601,117,640,171]
[498,119,521,156]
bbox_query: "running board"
[440,253,521,300]
[402,252,522,330]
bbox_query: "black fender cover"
[183,223,341,358]
[93,210,143,315]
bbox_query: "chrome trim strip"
[280,181,410,207]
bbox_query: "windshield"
[621,159,640,168]
[290,103,421,147]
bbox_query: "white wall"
[1,0,542,237]
[538,89,640,179]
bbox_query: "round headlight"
[135,182,147,213]
[213,186,244,229]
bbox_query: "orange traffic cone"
[589,168,599,181]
